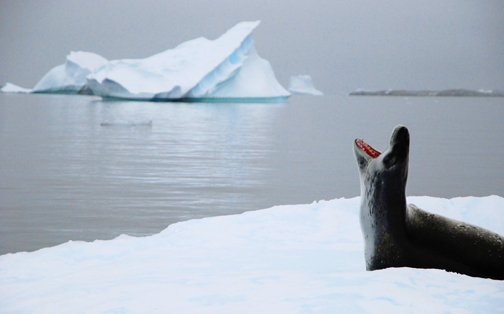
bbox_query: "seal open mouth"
[355,138,381,158]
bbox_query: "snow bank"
[1,196,503,313]
[288,74,324,96]
[2,21,290,102]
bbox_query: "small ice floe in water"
[1,82,33,93]
[287,75,324,96]
[100,119,153,127]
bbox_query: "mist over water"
[1,1,504,94]
[1,94,503,255]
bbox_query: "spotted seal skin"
[354,125,504,280]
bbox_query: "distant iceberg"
[288,75,324,96]
[2,21,290,102]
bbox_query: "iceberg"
[1,196,503,313]
[87,20,290,101]
[2,51,108,94]
[32,51,108,94]
[3,21,290,102]
[288,74,324,96]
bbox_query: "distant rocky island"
[349,89,504,97]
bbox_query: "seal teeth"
[356,138,381,158]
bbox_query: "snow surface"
[3,21,290,101]
[1,196,503,313]
[288,74,324,96]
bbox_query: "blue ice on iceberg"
[2,21,291,102]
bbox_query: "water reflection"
[0,95,285,254]
[1,93,503,255]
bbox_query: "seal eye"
[356,139,381,158]
[382,154,396,166]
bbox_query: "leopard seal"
[354,125,504,280]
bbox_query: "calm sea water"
[1,93,503,255]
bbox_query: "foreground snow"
[1,196,503,313]
[2,21,291,101]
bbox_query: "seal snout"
[390,125,410,147]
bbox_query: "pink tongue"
[356,139,381,158]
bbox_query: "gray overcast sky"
[1,0,503,94]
